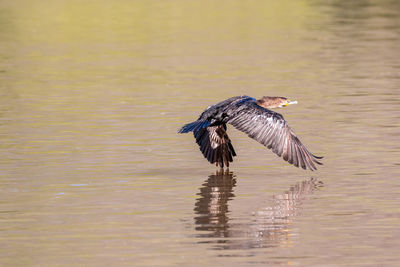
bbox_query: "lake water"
[1,0,400,266]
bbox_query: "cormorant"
[178,95,323,170]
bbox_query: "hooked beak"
[284,100,298,107]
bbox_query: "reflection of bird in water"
[245,178,323,249]
[178,96,323,170]
[194,169,235,238]
[194,172,323,250]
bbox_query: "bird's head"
[256,96,298,109]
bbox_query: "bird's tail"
[178,120,210,133]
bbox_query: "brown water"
[1,0,400,266]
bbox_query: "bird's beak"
[285,100,298,106]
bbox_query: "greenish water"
[1,0,400,266]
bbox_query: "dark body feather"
[193,125,236,168]
[178,96,322,170]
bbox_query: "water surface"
[0,0,400,266]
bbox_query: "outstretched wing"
[194,125,236,168]
[226,101,322,170]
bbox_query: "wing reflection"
[194,172,323,250]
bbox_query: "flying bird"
[178,95,323,170]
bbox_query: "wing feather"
[194,125,236,168]
[291,140,299,167]
[226,101,322,170]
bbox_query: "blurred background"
[0,0,399,266]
